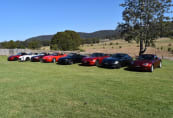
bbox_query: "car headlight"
[143,63,149,66]
[114,61,119,64]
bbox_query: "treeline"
[0,40,50,49]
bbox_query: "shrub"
[79,49,85,52]
[119,46,122,48]
[160,46,163,51]
[151,43,156,48]
[168,47,172,52]
[116,42,119,45]
[168,43,172,47]
[110,42,113,45]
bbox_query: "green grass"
[0,56,173,118]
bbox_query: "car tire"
[69,60,73,65]
[96,60,100,67]
[52,58,56,63]
[26,57,30,61]
[150,65,154,72]
[117,64,121,69]
[158,62,162,68]
[14,57,18,61]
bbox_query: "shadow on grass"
[124,67,150,73]
[78,64,95,67]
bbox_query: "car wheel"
[96,60,100,67]
[158,62,162,68]
[14,57,18,61]
[52,58,56,63]
[26,57,30,61]
[150,65,154,72]
[69,60,73,65]
[117,64,121,69]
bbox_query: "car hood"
[133,60,152,65]
[104,57,119,61]
[59,56,72,60]
[19,55,36,58]
[83,57,97,60]
[42,55,53,59]
[9,55,19,58]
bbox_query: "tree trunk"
[139,39,147,55]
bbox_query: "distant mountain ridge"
[26,30,120,42]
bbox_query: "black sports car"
[58,53,86,65]
[101,53,133,68]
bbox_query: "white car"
[19,53,38,61]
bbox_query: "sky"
[0,0,124,42]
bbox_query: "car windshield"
[112,54,125,58]
[39,53,46,56]
[68,53,76,57]
[91,53,104,57]
[138,55,154,60]
[51,53,59,56]
[17,53,22,55]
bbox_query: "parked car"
[58,53,86,65]
[19,53,38,62]
[81,53,110,66]
[41,53,67,63]
[101,53,133,68]
[129,54,162,72]
[8,52,28,61]
[31,53,48,62]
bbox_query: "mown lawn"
[0,56,173,118]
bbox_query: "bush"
[119,46,122,48]
[168,43,172,47]
[151,43,156,48]
[116,42,119,45]
[168,47,172,52]
[161,46,163,51]
[79,49,85,52]
[110,42,113,45]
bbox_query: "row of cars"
[8,52,162,72]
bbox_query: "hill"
[26,30,120,42]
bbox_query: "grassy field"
[0,56,173,118]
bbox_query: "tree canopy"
[50,30,82,51]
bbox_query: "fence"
[0,49,85,56]
[0,49,32,56]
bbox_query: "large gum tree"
[119,0,172,55]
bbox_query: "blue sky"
[0,0,124,41]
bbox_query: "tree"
[119,0,172,55]
[27,40,41,49]
[50,30,82,51]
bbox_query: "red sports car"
[129,54,162,72]
[41,53,67,63]
[8,52,27,61]
[81,53,110,66]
